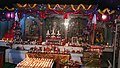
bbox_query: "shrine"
[0,0,120,68]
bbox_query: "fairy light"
[102,14,107,20]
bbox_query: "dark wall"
[0,0,119,10]
[101,52,113,68]
[0,21,13,39]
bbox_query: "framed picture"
[72,37,78,44]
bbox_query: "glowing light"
[64,19,69,28]
[29,10,32,12]
[102,14,107,20]
[11,12,15,18]
[37,11,39,13]
[64,22,69,26]
[15,12,19,21]
[6,13,10,18]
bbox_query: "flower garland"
[98,8,115,15]
[57,4,67,10]
[17,3,37,8]
[0,3,116,16]
[48,4,92,11]
[48,4,115,15]
[53,10,82,15]
[39,11,48,19]
[17,3,27,8]
[28,4,37,8]
[48,4,67,10]
[53,10,81,19]
[0,6,14,11]
[71,4,92,11]
[16,4,116,15]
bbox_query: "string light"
[102,14,107,20]
[48,4,115,15]
[11,12,15,18]
[6,13,11,19]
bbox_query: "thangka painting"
[45,16,65,38]
[45,15,91,43]
[83,52,100,67]
[94,27,104,45]
[24,16,42,41]
[68,16,91,43]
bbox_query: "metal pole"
[113,19,117,68]
[116,20,120,68]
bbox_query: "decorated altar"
[0,2,119,68]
